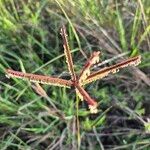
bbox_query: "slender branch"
[75,84,98,113]
[60,25,77,81]
[6,69,73,88]
[83,55,141,85]
[78,51,100,83]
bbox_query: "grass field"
[0,0,150,149]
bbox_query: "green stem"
[76,94,80,149]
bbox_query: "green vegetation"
[0,0,150,149]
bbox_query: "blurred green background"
[0,0,150,149]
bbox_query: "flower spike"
[79,51,100,84]
[83,55,141,85]
[60,25,77,81]
[6,26,142,114]
[75,84,98,114]
[6,69,73,88]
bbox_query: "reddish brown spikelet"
[79,51,100,83]
[6,69,73,88]
[75,84,98,113]
[83,55,141,85]
[60,25,76,81]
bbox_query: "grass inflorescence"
[0,0,150,149]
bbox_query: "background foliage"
[0,0,150,149]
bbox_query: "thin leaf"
[116,3,128,51]
[130,6,141,49]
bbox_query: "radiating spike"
[83,55,141,85]
[60,25,76,81]
[79,51,100,83]
[75,84,98,113]
[6,69,73,88]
